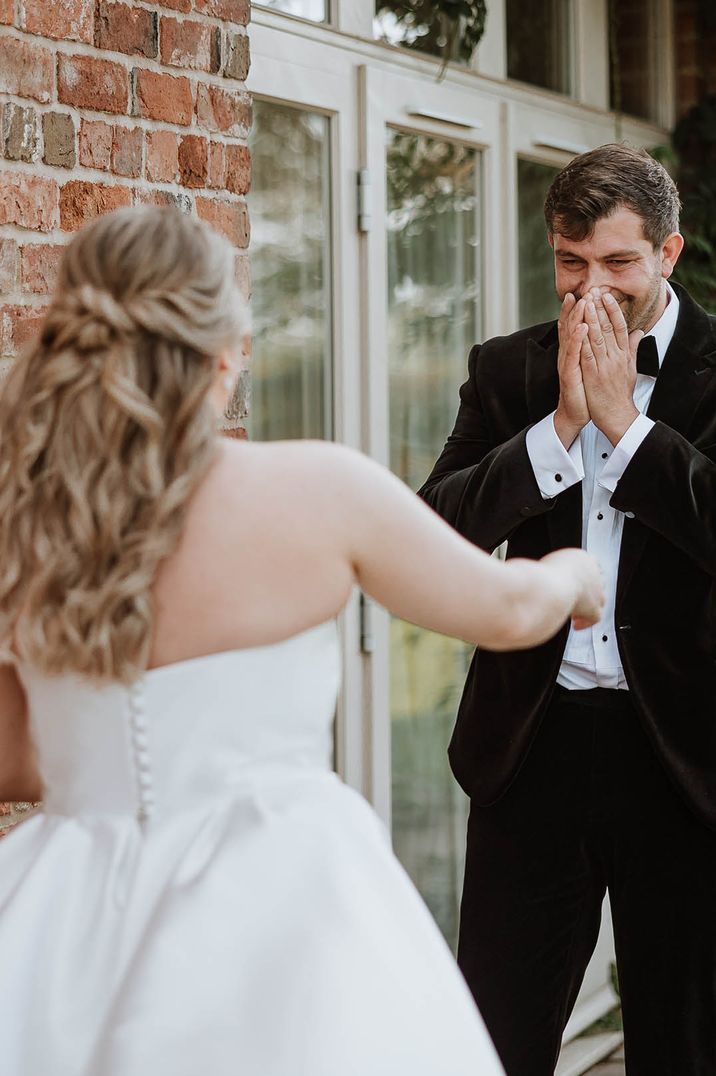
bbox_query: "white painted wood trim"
[574,0,609,110]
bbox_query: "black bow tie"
[636,335,659,378]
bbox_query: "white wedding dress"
[0,620,504,1075]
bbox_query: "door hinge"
[357,169,371,234]
[359,592,375,654]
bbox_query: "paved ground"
[586,1043,625,1075]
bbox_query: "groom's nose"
[577,267,608,299]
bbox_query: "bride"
[0,206,603,1075]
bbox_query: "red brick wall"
[0,0,251,830]
[0,0,251,421]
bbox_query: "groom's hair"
[544,142,681,249]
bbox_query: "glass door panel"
[247,30,365,802]
[608,0,659,122]
[506,0,574,95]
[517,157,561,326]
[255,0,329,25]
[249,99,333,441]
[386,128,481,950]
[374,3,472,66]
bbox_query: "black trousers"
[457,687,716,1076]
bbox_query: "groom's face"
[550,206,664,332]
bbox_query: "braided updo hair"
[0,206,249,683]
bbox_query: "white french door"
[247,20,366,795]
[248,14,619,1052]
[360,65,500,946]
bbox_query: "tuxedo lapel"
[646,285,716,432]
[616,284,716,606]
[525,330,560,425]
[525,327,584,550]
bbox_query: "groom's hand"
[580,289,642,446]
[554,293,590,450]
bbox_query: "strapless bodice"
[1,616,505,1076]
[15,621,340,822]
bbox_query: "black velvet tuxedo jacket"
[418,283,716,829]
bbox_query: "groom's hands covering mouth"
[554,292,590,450]
[580,289,643,446]
[554,288,643,451]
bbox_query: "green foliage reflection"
[375,0,487,67]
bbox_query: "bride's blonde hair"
[0,206,248,683]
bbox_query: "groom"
[419,143,716,1075]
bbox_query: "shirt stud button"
[554,473,563,482]
[597,512,604,520]
[601,452,608,460]
[602,634,608,642]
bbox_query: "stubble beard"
[616,269,664,333]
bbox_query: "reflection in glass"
[256,0,327,24]
[517,158,561,328]
[374,3,470,65]
[249,100,332,441]
[608,0,656,122]
[506,0,572,95]
[387,130,480,950]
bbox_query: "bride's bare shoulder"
[215,437,373,494]
[220,437,362,466]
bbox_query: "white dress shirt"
[525,283,679,690]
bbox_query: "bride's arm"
[330,446,603,651]
[0,664,42,802]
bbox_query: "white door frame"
[248,23,367,798]
[248,6,673,1046]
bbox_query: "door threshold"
[556,1031,624,1076]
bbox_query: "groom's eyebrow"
[554,248,641,258]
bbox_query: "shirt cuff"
[599,413,655,493]
[525,412,584,500]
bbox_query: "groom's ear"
[660,232,684,278]
[547,233,555,249]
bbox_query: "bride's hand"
[541,549,605,630]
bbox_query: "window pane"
[506,0,573,95]
[256,0,328,23]
[517,158,561,327]
[249,101,333,441]
[374,4,470,66]
[609,0,657,121]
[387,130,481,950]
